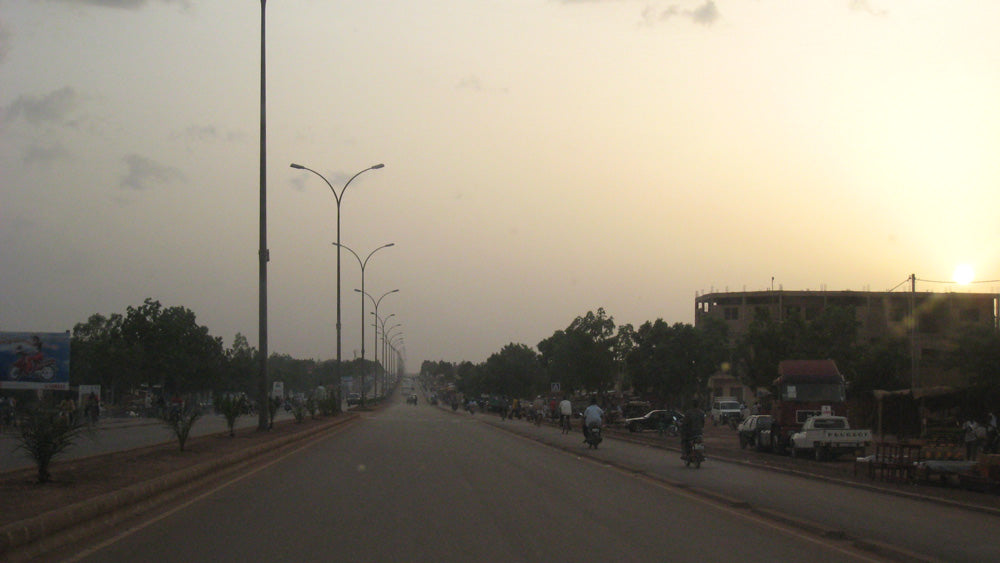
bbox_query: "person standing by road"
[963,417,982,461]
[559,395,573,434]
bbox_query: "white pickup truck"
[789,415,872,461]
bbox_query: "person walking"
[964,418,982,461]
[559,395,572,434]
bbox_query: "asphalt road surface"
[57,398,925,563]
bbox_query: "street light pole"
[357,289,398,397]
[289,162,383,394]
[335,242,394,406]
[257,0,269,432]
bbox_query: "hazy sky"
[2,0,999,369]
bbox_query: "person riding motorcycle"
[681,399,705,457]
[582,397,604,443]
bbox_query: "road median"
[0,413,358,560]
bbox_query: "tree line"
[422,306,1000,407]
[69,298,382,404]
[63,298,1000,410]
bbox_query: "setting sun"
[953,264,975,285]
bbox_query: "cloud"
[120,153,184,190]
[1,87,80,126]
[172,125,247,148]
[0,20,10,64]
[24,143,71,165]
[640,1,720,27]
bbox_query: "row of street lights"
[290,162,402,405]
[258,3,401,424]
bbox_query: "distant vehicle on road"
[625,410,682,434]
[407,393,418,405]
[346,393,362,406]
[711,397,742,426]
[737,414,773,451]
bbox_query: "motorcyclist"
[681,399,705,457]
[582,396,604,443]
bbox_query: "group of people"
[963,413,998,461]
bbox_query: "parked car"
[625,410,683,434]
[346,393,362,406]
[789,415,872,461]
[737,414,773,451]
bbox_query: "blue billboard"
[0,332,71,390]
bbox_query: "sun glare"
[953,264,975,285]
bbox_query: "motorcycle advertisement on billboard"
[0,332,71,390]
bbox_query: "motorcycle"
[585,424,603,449]
[681,434,705,468]
[9,355,57,380]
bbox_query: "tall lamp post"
[388,333,404,386]
[357,289,399,397]
[384,323,402,390]
[257,0,269,431]
[335,242,394,406]
[374,313,396,394]
[290,162,384,392]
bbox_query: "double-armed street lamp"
[373,312,400,395]
[384,323,402,388]
[387,333,404,386]
[290,162,384,390]
[334,242,394,405]
[358,289,399,397]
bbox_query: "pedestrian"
[987,412,998,454]
[559,395,572,434]
[963,417,981,461]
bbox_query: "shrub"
[214,395,246,437]
[15,406,86,483]
[161,402,201,451]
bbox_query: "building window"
[724,307,739,321]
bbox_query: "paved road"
[63,399,908,562]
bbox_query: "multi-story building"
[695,289,998,396]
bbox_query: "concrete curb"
[0,413,358,559]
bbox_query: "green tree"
[220,333,256,394]
[734,308,791,391]
[947,325,1000,388]
[625,319,728,406]
[852,337,909,394]
[538,309,616,394]
[483,343,543,398]
[118,299,226,396]
[71,313,126,400]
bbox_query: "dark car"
[346,393,362,406]
[407,393,418,405]
[737,414,773,451]
[625,410,683,434]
